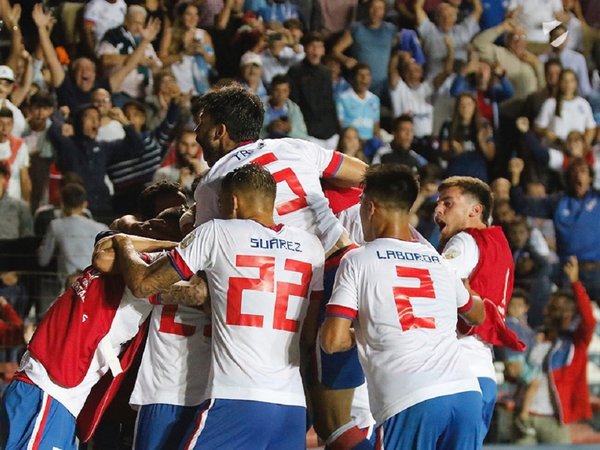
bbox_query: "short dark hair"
[194,86,263,142]
[363,164,419,211]
[352,62,371,80]
[303,31,325,46]
[565,157,594,195]
[0,161,9,178]
[29,93,55,109]
[123,99,146,114]
[61,183,87,210]
[392,114,413,130]
[270,74,290,89]
[0,108,13,120]
[139,180,185,220]
[438,176,493,223]
[544,57,562,73]
[221,163,276,203]
[511,287,529,304]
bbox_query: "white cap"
[240,51,262,67]
[0,66,14,82]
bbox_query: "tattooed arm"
[112,234,182,298]
[160,274,209,307]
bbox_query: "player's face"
[359,194,375,242]
[194,111,220,167]
[434,187,474,244]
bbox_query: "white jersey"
[129,304,211,407]
[194,138,345,253]
[170,219,324,407]
[442,232,496,381]
[327,238,480,424]
[21,287,153,417]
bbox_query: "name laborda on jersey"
[376,249,441,263]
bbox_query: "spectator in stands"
[260,30,304,86]
[539,24,591,97]
[506,216,552,327]
[159,2,216,96]
[97,5,163,104]
[199,0,225,29]
[439,92,495,181]
[336,63,380,141]
[0,108,31,203]
[332,0,396,97]
[372,115,427,170]
[144,69,189,131]
[414,0,483,80]
[515,257,594,444]
[38,183,109,286]
[0,295,24,361]
[472,17,545,99]
[507,0,564,55]
[91,89,125,142]
[0,162,32,240]
[509,157,600,304]
[48,104,144,218]
[238,51,268,101]
[0,66,25,137]
[322,54,351,99]
[213,0,247,78]
[153,128,207,193]
[288,32,340,148]
[257,0,304,28]
[33,4,161,111]
[521,58,562,122]
[260,74,309,139]
[535,69,596,147]
[83,0,127,53]
[108,97,181,215]
[22,93,56,213]
[450,55,514,129]
[337,126,367,163]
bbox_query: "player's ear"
[231,193,239,218]
[214,123,226,140]
[469,202,483,220]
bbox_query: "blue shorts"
[134,403,201,450]
[377,391,483,450]
[314,253,364,389]
[479,377,497,443]
[181,399,306,450]
[0,380,77,450]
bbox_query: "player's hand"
[516,117,529,133]
[563,256,579,283]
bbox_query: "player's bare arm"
[112,234,183,298]
[92,234,179,274]
[320,317,355,354]
[325,154,368,188]
[159,275,209,308]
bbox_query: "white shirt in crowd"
[508,0,563,43]
[84,0,127,45]
[389,78,434,138]
[0,139,29,199]
[535,96,596,141]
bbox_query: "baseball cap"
[0,66,14,82]
[240,51,262,67]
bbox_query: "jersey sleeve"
[325,256,358,321]
[302,140,343,178]
[441,232,479,279]
[168,220,218,280]
[454,271,473,312]
[309,245,325,302]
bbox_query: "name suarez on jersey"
[376,250,440,263]
[250,237,302,252]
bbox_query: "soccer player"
[434,176,523,443]
[321,164,486,449]
[192,84,370,444]
[108,164,325,449]
[0,266,157,449]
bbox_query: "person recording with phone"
[260,73,309,139]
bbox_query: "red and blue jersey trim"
[458,295,474,314]
[167,249,194,281]
[323,151,344,178]
[326,304,358,320]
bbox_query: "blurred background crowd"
[0,0,599,446]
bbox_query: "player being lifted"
[108,164,325,449]
[322,164,486,449]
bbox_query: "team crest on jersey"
[443,248,460,260]
[180,232,195,250]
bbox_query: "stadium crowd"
[0,0,599,448]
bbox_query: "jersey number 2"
[226,255,312,332]
[252,152,308,215]
[159,305,197,337]
[393,267,436,331]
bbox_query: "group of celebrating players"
[0,85,521,450]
